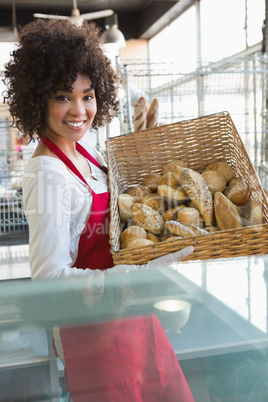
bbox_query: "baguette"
[214,191,243,230]
[165,220,207,238]
[133,96,147,132]
[146,98,159,129]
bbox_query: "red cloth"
[41,137,194,402]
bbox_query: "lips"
[64,120,85,128]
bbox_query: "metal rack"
[119,51,268,189]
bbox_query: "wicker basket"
[106,111,268,265]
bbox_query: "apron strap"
[76,142,108,174]
[41,137,90,187]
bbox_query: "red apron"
[41,137,194,402]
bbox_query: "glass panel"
[1,255,268,401]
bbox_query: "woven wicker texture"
[106,112,268,265]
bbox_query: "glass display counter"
[0,255,268,401]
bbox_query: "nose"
[69,100,86,116]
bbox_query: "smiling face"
[45,73,97,144]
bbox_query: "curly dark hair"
[2,18,120,140]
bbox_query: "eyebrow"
[56,87,94,93]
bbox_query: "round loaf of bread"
[162,159,188,175]
[120,225,147,249]
[141,173,162,192]
[125,185,151,202]
[131,203,165,234]
[242,198,263,226]
[141,193,166,214]
[177,207,203,227]
[224,182,251,206]
[205,161,235,183]
[118,194,136,223]
[161,205,186,221]
[158,172,181,189]
[202,170,226,195]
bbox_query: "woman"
[3,19,194,401]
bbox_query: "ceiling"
[0,0,194,40]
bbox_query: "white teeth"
[65,121,84,128]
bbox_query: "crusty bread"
[162,160,188,175]
[127,238,154,249]
[146,98,159,129]
[120,225,147,249]
[201,170,226,195]
[133,96,147,132]
[161,205,186,221]
[158,185,189,205]
[214,191,243,230]
[242,198,263,226]
[177,207,203,227]
[118,194,136,223]
[147,233,160,243]
[141,173,162,192]
[125,185,151,202]
[205,161,235,183]
[224,182,251,206]
[141,193,166,214]
[176,166,214,226]
[131,203,165,234]
[158,172,181,189]
[165,220,207,237]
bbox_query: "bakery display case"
[0,254,268,401]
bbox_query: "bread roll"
[141,173,162,192]
[162,160,188,175]
[158,172,181,189]
[224,182,251,206]
[147,233,160,243]
[214,191,243,230]
[201,170,226,195]
[205,161,235,184]
[146,98,159,129]
[131,203,165,234]
[165,220,207,237]
[125,185,151,202]
[177,207,203,227]
[127,238,154,249]
[176,166,214,226]
[133,96,147,132]
[141,193,166,214]
[243,198,263,226]
[158,185,189,205]
[118,194,135,223]
[161,205,186,221]
[120,225,147,249]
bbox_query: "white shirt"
[23,141,114,280]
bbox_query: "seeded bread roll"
[158,172,181,189]
[162,160,188,175]
[120,225,147,249]
[176,166,214,226]
[141,193,166,214]
[214,191,243,230]
[177,207,203,227]
[146,98,159,129]
[127,238,154,249]
[201,170,226,195]
[125,185,151,203]
[118,194,136,223]
[205,161,235,184]
[133,96,147,132]
[131,203,165,235]
[141,173,162,192]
